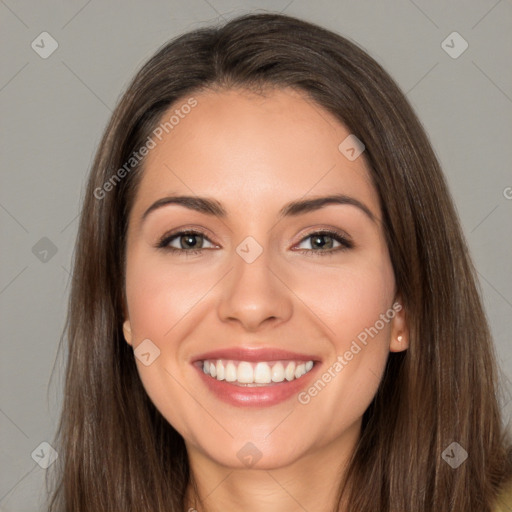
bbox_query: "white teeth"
[237,362,253,383]
[200,359,315,385]
[295,363,306,379]
[216,360,225,380]
[285,362,295,381]
[271,362,285,382]
[254,362,272,384]
[225,362,237,382]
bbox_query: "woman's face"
[123,87,408,469]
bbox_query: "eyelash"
[156,228,353,257]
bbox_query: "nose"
[217,243,293,332]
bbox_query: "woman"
[46,12,512,511]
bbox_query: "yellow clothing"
[494,479,512,511]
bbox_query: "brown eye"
[295,230,353,255]
[157,230,216,254]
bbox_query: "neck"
[184,420,360,512]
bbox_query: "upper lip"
[192,347,321,363]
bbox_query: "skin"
[122,87,409,512]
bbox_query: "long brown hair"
[46,12,512,511]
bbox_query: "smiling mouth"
[197,359,315,386]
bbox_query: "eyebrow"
[140,193,377,224]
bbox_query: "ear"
[123,319,133,346]
[389,295,409,353]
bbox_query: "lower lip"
[194,363,319,407]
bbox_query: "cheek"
[124,250,213,438]
[290,249,395,411]
[293,252,395,431]
[331,267,394,345]
[290,250,395,348]
[125,249,213,341]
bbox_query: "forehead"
[129,87,379,223]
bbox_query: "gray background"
[1,1,511,510]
